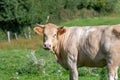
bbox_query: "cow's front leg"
[69,66,78,80]
[68,55,78,80]
[107,60,118,80]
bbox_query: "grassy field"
[0,49,69,80]
[0,49,108,80]
[60,14,120,26]
[0,15,120,80]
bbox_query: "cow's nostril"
[43,43,51,50]
[43,44,46,48]
[48,44,51,48]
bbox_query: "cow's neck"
[53,30,68,61]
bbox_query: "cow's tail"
[112,26,120,39]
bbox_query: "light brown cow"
[34,23,120,80]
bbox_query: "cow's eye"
[53,34,57,38]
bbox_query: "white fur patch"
[85,27,96,37]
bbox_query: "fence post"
[24,32,28,39]
[14,33,18,40]
[28,27,31,39]
[7,31,11,42]
[45,15,49,23]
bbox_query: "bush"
[16,51,45,74]
[114,1,120,13]
[78,8,99,18]
[0,29,7,41]
[77,0,118,13]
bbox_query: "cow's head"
[34,23,66,51]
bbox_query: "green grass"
[60,15,120,26]
[0,49,69,80]
[1,15,120,80]
[0,49,108,80]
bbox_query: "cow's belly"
[78,58,106,67]
[77,52,107,67]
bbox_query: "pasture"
[0,15,120,80]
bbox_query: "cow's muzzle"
[43,43,51,50]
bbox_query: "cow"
[34,23,120,80]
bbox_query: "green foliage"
[0,0,119,32]
[114,1,120,13]
[76,0,118,12]
[17,51,45,74]
[0,29,6,41]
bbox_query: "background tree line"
[0,0,120,40]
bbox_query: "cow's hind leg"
[107,59,119,80]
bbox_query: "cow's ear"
[57,27,66,35]
[34,24,44,35]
